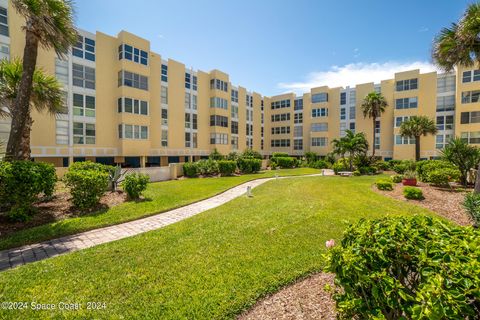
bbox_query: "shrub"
[240,149,262,159]
[237,158,261,174]
[208,148,224,160]
[217,160,237,176]
[122,173,149,200]
[69,161,113,174]
[403,186,423,200]
[463,192,480,226]
[332,158,349,174]
[427,168,461,186]
[309,160,329,169]
[386,159,402,169]
[325,215,480,319]
[376,179,394,191]
[64,169,109,210]
[373,160,389,171]
[304,151,317,164]
[391,174,403,183]
[226,152,239,161]
[393,163,409,174]
[196,159,219,176]
[0,161,57,221]
[273,157,295,168]
[416,160,457,182]
[358,166,377,175]
[272,152,289,158]
[353,170,361,176]
[403,169,417,180]
[183,162,198,178]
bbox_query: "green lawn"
[0,175,433,319]
[0,168,320,250]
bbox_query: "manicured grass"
[0,168,320,250]
[0,175,433,319]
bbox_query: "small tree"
[361,92,388,157]
[331,130,369,171]
[399,116,438,161]
[440,137,480,186]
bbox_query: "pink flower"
[325,239,335,249]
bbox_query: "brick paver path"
[0,172,330,271]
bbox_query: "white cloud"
[277,61,437,95]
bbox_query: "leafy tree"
[304,151,317,163]
[361,92,388,157]
[440,137,480,186]
[5,0,77,160]
[399,116,438,161]
[331,130,369,171]
[0,59,64,158]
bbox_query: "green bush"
[391,174,403,183]
[183,162,198,178]
[403,186,423,200]
[359,166,377,175]
[226,152,239,161]
[325,215,480,319]
[69,161,113,174]
[272,152,289,158]
[332,158,350,174]
[427,168,461,186]
[392,160,416,174]
[208,148,224,160]
[196,159,219,176]
[240,149,262,159]
[122,173,149,200]
[416,160,457,182]
[0,161,57,221]
[309,160,329,169]
[386,159,402,169]
[376,179,394,191]
[304,151,317,164]
[217,160,237,176]
[273,157,295,168]
[353,170,361,176]
[373,160,389,171]
[64,169,109,210]
[237,158,261,174]
[463,192,480,226]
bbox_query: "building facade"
[0,0,479,167]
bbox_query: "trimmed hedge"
[309,160,330,169]
[273,157,295,169]
[403,186,423,200]
[325,215,480,319]
[391,174,403,183]
[376,179,394,191]
[217,160,237,176]
[64,169,109,210]
[183,162,198,178]
[237,158,261,174]
[196,159,219,176]
[122,173,149,199]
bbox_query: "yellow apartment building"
[0,0,479,167]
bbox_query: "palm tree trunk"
[5,28,39,161]
[474,162,480,193]
[415,136,421,161]
[21,114,33,158]
[372,118,376,157]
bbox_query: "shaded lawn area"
[0,168,321,250]
[0,175,434,319]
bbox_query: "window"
[396,78,418,91]
[271,113,290,122]
[294,113,303,124]
[58,91,68,114]
[192,95,197,110]
[311,123,328,132]
[231,121,238,134]
[340,108,346,120]
[340,92,346,105]
[185,113,191,129]
[210,79,228,92]
[271,99,291,110]
[349,106,356,120]
[231,104,238,118]
[246,94,253,107]
[395,97,418,109]
[73,122,95,144]
[294,99,303,110]
[395,135,415,145]
[185,93,191,109]
[436,115,454,130]
[311,108,328,118]
[311,93,328,103]
[311,137,328,147]
[461,132,480,144]
[210,133,228,144]
[161,130,168,146]
[0,6,8,37]
[436,95,455,112]
[231,89,238,103]
[293,139,303,150]
[461,90,480,104]
[118,44,148,65]
[231,136,239,149]
[395,116,410,127]
[375,120,380,149]
[161,109,168,126]
[271,126,290,135]
[461,111,480,124]
[72,64,95,89]
[185,73,196,90]
[462,70,480,83]
[270,139,290,147]
[119,124,148,140]
[210,115,228,127]
[294,126,302,137]
[0,42,9,60]
[73,35,95,61]
[118,97,148,115]
[73,93,95,117]
[55,59,69,86]
[56,120,69,145]
[246,109,253,122]
[437,75,455,93]
[161,64,168,82]
[210,97,228,110]
[118,70,148,90]
[349,91,356,104]
[436,134,453,149]
[374,85,381,94]
[349,122,356,132]
[161,86,168,104]
[185,132,191,148]
[246,123,253,136]
[340,123,346,137]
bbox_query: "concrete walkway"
[0,172,329,271]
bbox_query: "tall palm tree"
[331,130,369,170]
[433,2,480,192]
[361,92,387,157]
[0,59,64,154]
[5,0,76,160]
[399,116,438,161]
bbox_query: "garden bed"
[374,181,473,226]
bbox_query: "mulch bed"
[0,190,126,238]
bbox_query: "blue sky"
[75,0,472,96]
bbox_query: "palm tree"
[0,59,64,154]
[361,92,387,157]
[5,0,76,160]
[440,137,480,187]
[433,2,480,192]
[399,116,438,161]
[331,130,369,170]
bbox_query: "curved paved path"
[0,172,330,271]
